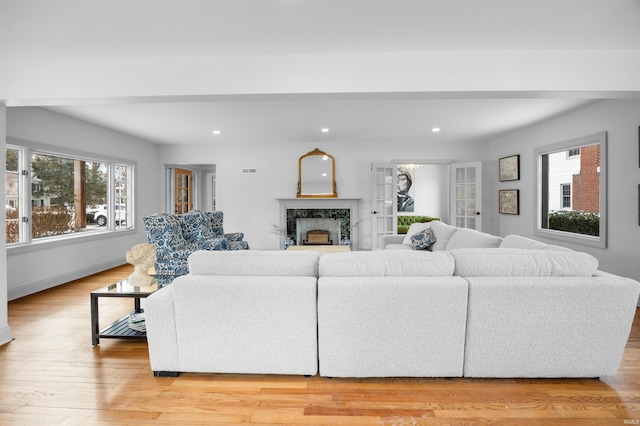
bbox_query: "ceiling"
[43,96,597,145]
[4,0,639,145]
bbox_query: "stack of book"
[128,311,146,332]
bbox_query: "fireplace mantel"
[277,198,361,250]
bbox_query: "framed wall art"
[499,189,519,215]
[499,154,520,182]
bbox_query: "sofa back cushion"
[188,250,320,277]
[397,215,440,234]
[450,248,598,277]
[319,251,455,277]
[499,234,572,252]
[202,211,225,237]
[427,221,459,251]
[445,227,503,250]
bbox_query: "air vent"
[241,168,257,174]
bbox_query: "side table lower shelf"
[98,311,146,341]
[91,279,157,346]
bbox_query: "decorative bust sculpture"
[126,243,157,287]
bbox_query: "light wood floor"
[2,264,640,425]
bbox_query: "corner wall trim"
[0,325,13,346]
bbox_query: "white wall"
[157,138,488,250]
[410,164,450,222]
[490,99,640,281]
[5,107,160,299]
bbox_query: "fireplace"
[278,198,360,250]
[296,218,341,245]
[304,229,331,245]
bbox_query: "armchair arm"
[383,235,406,246]
[224,232,244,242]
[199,237,229,251]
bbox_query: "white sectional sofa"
[144,223,640,379]
[317,250,469,378]
[145,250,320,376]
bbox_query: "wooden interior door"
[174,168,193,214]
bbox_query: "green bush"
[548,210,599,237]
[32,206,77,238]
[5,208,19,244]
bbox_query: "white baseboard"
[0,325,13,346]
[8,258,126,301]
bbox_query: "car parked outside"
[86,204,127,226]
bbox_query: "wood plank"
[1,264,640,424]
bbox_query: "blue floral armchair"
[143,210,249,282]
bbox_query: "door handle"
[476,212,481,215]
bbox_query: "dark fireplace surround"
[285,209,351,244]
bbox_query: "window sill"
[534,228,606,249]
[7,227,137,256]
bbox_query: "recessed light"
[321,128,330,133]
[212,130,221,135]
[432,127,441,133]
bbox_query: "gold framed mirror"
[297,148,337,198]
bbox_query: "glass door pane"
[371,163,396,249]
[174,168,193,214]
[451,162,482,231]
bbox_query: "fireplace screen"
[304,229,332,245]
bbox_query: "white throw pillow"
[401,222,432,245]
[427,221,459,251]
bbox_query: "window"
[5,148,20,244]
[561,184,571,209]
[535,132,606,248]
[5,144,135,246]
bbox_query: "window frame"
[6,139,136,252]
[534,132,607,248]
[560,183,571,209]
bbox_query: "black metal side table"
[91,279,157,346]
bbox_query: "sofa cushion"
[384,243,413,250]
[410,228,437,250]
[427,221,459,251]
[397,215,440,234]
[319,251,455,277]
[450,248,598,277]
[401,222,432,245]
[445,227,503,250]
[188,250,319,276]
[499,234,572,252]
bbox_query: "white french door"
[451,162,482,231]
[371,163,397,250]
